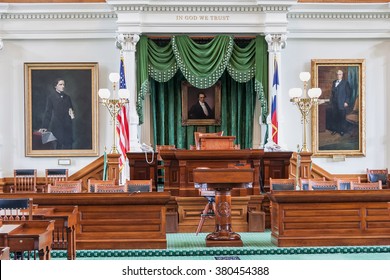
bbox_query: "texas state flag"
[271,58,279,144]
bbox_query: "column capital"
[264,34,287,53]
[116,33,140,52]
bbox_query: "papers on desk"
[41,131,57,144]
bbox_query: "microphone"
[129,190,141,196]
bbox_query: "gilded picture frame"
[181,81,221,126]
[25,62,99,157]
[311,59,365,157]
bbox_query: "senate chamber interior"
[0,0,389,264]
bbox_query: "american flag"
[116,57,130,175]
[271,58,279,144]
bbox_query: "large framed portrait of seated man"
[24,62,99,157]
[181,81,221,126]
[311,59,365,157]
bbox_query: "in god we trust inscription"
[176,15,230,21]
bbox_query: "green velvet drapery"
[150,71,256,149]
[137,35,268,148]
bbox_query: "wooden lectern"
[192,168,254,247]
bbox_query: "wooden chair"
[367,168,388,189]
[0,198,33,221]
[270,178,296,191]
[13,169,37,193]
[125,179,153,193]
[45,169,69,186]
[309,180,338,191]
[0,247,10,260]
[351,181,382,190]
[88,179,116,193]
[336,177,361,190]
[299,177,325,191]
[48,180,82,193]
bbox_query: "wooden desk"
[160,149,263,196]
[0,220,54,260]
[268,190,390,247]
[29,206,78,260]
[0,192,170,250]
[193,168,254,247]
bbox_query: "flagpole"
[264,34,286,151]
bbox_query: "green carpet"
[49,230,390,260]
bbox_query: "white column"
[264,34,287,150]
[116,33,142,152]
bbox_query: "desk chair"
[299,177,325,191]
[367,168,388,189]
[88,179,116,193]
[0,198,33,221]
[0,247,10,260]
[13,169,37,193]
[309,180,338,191]
[45,169,68,186]
[351,181,382,190]
[270,178,296,191]
[336,177,361,190]
[48,180,82,193]
[125,179,153,193]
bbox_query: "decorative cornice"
[288,12,390,20]
[114,5,291,13]
[288,3,390,20]
[0,3,116,20]
[0,13,116,20]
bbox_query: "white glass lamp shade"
[109,72,120,83]
[118,88,130,99]
[299,72,311,82]
[308,88,322,98]
[289,88,303,98]
[98,88,110,99]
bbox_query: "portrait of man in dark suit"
[181,81,221,126]
[330,70,351,136]
[311,59,364,157]
[188,92,215,119]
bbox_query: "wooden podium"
[192,168,254,247]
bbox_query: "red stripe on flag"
[116,57,130,170]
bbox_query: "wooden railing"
[289,152,366,181]
[0,154,120,193]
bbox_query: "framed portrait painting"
[24,62,99,157]
[181,81,221,126]
[311,59,365,157]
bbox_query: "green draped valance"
[136,35,268,124]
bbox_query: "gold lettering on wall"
[176,15,230,21]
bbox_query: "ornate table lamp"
[289,72,322,153]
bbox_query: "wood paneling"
[0,192,170,250]
[268,190,390,247]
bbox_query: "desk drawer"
[8,237,35,251]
